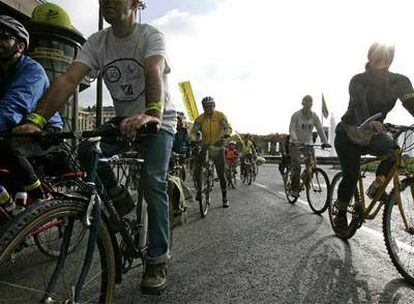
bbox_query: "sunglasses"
[0,28,16,41]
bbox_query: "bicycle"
[281,145,330,214]
[0,123,161,303]
[226,160,237,189]
[194,142,215,217]
[0,132,86,257]
[169,152,187,182]
[241,155,253,185]
[328,122,414,285]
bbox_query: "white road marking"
[249,184,414,253]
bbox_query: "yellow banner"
[178,81,199,121]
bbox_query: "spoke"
[0,280,50,296]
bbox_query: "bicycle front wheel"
[0,199,116,303]
[197,166,210,217]
[328,172,360,239]
[306,167,330,214]
[283,169,298,204]
[383,183,414,285]
[35,176,86,257]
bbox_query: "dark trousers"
[0,126,60,191]
[335,123,396,205]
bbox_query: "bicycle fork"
[41,186,101,304]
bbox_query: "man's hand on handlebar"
[12,122,42,134]
[120,114,160,141]
[321,143,331,149]
[371,121,387,133]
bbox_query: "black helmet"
[0,15,30,48]
[202,96,215,107]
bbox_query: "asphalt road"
[114,164,414,304]
[1,164,413,303]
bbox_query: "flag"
[322,93,329,119]
[178,81,199,121]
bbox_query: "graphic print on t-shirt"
[301,123,312,130]
[102,58,145,102]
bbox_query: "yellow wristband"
[26,113,47,128]
[145,102,163,113]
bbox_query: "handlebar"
[358,112,383,129]
[298,144,330,150]
[384,123,414,140]
[81,122,159,139]
[0,131,75,141]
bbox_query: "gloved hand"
[322,143,332,149]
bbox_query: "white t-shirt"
[289,110,328,145]
[75,23,176,134]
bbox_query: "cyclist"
[0,15,63,201]
[289,95,330,197]
[172,112,190,157]
[225,140,238,175]
[191,96,232,207]
[240,134,257,178]
[333,42,414,233]
[14,0,175,295]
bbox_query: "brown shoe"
[141,263,167,295]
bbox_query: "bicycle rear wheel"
[0,199,116,303]
[306,167,330,214]
[283,169,298,204]
[383,182,414,285]
[328,172,360,239]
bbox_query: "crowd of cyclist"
[1,0,414,299]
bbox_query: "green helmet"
[31,3,72,29]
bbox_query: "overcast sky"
[50,0,414,135]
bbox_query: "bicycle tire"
[383,184,414,285]
[283,169,298,204]
[328,172,360,239]
[197,166,209,217]
[306,167,330,214]
[231,167,237,188]
[0,198,116,303]
[226,167,233,189]
[253,162,258,181]
[34,177,86,257]
[248,167,253,185]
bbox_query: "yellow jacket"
[191,111,232,145]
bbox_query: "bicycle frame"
[354,149,412,232]
[297,147,316,189]
[43,141,148,302]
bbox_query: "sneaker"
[223,199,230,208]
[107,185,135,217]
[141,263,167,295]
[333,210,348,233]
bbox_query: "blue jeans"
[78,126,174,264]
[143,130,174,264]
